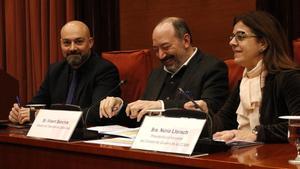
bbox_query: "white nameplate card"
[27,109,82,141]
[131,116,206,155]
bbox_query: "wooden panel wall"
[120,0,256,60]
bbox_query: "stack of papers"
[84,137,134,147]
[88,125,139,139]
[84,125,139,147]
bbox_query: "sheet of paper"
[84,137,133,147]
[88,125,139,139]
[101,127,139,139]
[88,125,129,133]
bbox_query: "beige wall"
[120,0,256,60]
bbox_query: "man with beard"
[99,17,229,127]
[8,21,120,125]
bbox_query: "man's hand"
[8,103,30,124]
[8,103,20,123]
[184,100,208,113]
[126,100,162,122]
[18,108,30,124]
[99,97,123,118]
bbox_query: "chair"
[293,39,300,64]
[0,69,19,119]
[102,49,159,102]
[224,59,243,91]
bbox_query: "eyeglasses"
[229,31,257,42]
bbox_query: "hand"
[18,108,30,124]
[8,103,21,123]
[126,100,162,122]
[184,100,208,113]
[213,129,257,142]
[8,103,30,124]
[99,97,123,118]
[232,130,257,142]
[213,129,238,142]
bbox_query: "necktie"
[66,70,78,104]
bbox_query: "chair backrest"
[102,49,159,102]
[224,59,243,91]
[293,39,300,64]
[0,69,19,119]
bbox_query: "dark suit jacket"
[30,52,121,126]
[143,49,229,114]
[213,70,300,143]
[117,49,229,129]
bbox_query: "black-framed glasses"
[229,31,257,42]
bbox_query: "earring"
[260,47,265,53]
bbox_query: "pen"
[16,96,21,107]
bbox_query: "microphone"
[84,80,127,128]
[49,80,126,140]
[177,87,213,138]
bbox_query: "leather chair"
[0,69,19,119]
[102,49,159,103]
[224,59,243,91]
[293,38,300,64]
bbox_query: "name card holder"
[131,116,206,155]
[27,109,82,141]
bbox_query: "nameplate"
[27,109,82,141]
[131,116,206,155]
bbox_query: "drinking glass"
[287,117,300,164]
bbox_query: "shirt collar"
[163,47,198,78]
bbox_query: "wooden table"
[0,127,298,169]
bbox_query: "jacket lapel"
[178,50,202,89]
[147,69,168,100]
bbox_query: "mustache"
[67,52,81,57]
[160,54,175,62]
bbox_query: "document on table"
[88,125,129,133]
[85,125,138,147]
[88,125,139,139]
[84,137,134,147]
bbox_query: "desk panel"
[0,128,297,169]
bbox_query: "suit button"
[166,97,170,100]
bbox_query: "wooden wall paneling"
[120,0,256,60]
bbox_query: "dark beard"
[66,53,89,69]
[160,54,175,64]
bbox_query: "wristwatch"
[252,126,260,135]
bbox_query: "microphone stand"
[51,80,126,140]
[177,88,230,154]
[84,80,127,128]
[73,80,126,140]
[177,88,213,138]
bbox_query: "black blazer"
[143,49,229,114]
[213,70,300,143]
[30,52,121,125]
[116,49,229,129]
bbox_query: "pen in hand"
[16,96,21,107]
[14,96,22,123]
